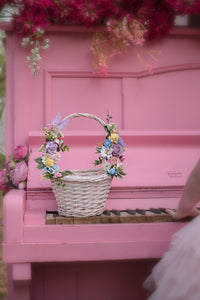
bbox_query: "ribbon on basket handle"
[35,112,126,184]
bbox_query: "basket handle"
[62,113,108,131]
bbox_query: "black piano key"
[150,208,162,214]
[126,209,136,215]
[112,210,121,216]
[103,210,111,216]
[159,208,167,214]
[136,209,146,215]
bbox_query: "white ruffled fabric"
[144,215,200,300]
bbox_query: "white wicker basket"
[51,113,112,217]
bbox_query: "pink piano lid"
[27,130,200,190]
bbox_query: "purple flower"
[0,169,8,192]
[45,141,58,154]
[51,112,70,130]
[117,134,126,148]
[112,143,124,157]
[10,161,28,186]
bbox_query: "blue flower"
[44,164,59,174]
[104,139,112,148]
[108,167,117,176]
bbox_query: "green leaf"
[117,174,123,180]
[94,160,101,166]
[61,170,73,176]
[37,163,44,170]
[63,145,69,152]
[39,145,44,152]
[44,173,51,179]
[34,157,42,163]
[95,146,101,152]
[119,171,126,176]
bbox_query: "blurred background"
[0,27,6,300]
[0,5,10,298]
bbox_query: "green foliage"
[95,146,101,153]
[0,30,5,119]
[0,153,5,169]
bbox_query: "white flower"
[103,162,111,171]
[101,146,113,159]
[42,44,49,49]
[54,138,60,144]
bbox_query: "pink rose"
[108,157,122,168]
[52,153,61,163]
[55,172,62,178]
[13,145,28,161]
[10,161,28,186]
[108,157,118,165]
[0,169,8,192]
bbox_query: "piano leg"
[7,263,31,300]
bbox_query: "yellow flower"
[45,156,54,167]
[108,133,118,143]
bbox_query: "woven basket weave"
[51,113,112,217]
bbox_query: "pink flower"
[18,182,26,190]
[108,156,122,168]
[108,157,118,165]
[13,145,28,161]
[55,172,62,178]
[52,152,61,163]
[6,160,16,171]
[0,169,8,192]
[10,161,28,186]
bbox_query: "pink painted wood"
[1,23,200,299]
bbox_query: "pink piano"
[2,23,200,299]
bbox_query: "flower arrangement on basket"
[35,112,126,181]
[1,1,199,75]
[0,145,29,193]
[34,112,126,217]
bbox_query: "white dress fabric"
[144,215,200,300]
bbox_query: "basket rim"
[59,168,112,182]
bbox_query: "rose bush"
[13,145,28,160]
[0,145,29,193]
[9,161,28,186]
[0,169,8,191]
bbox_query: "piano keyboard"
[46,209,194,225]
